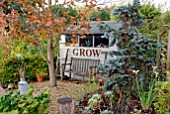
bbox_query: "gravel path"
[31,80,89,114]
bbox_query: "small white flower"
[152,66,157,71]
[105,91,112,96]
[154,71,159,78]
[85,107,90,110]
[132,70,140,74]
[92,94,101,99]
[101,110,112,114]
[16,53,22,58]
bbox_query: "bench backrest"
[70,57,100,73]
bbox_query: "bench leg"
[88,69,92,82]
[83,75,85,80]
[69,72,71,78]
[61,66,65,81]
[61,70,64,81]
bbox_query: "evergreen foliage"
[99,0,159,97]
[139,2,161,20]
[91,8,111,21]
[139,2,162,39]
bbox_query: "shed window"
[65,35,78,46]
[65,34,109,48]
[94,35,109,48]
[79,35,93,47]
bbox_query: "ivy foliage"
[98,0,159,96]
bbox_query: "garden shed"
[57,21,121,80]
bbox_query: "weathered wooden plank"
[167,30,170,62]
[58,97,75,114]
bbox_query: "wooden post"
[167,30,170,62]
[156,35,161,67]
[58,97,75,114]
[167,30,170,80]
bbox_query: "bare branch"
[56,0,67,16]
[38,45,49,64]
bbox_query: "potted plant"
[35,69,47,82]
[16,53,28,95]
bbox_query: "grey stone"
[0,85,5,95]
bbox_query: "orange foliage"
[96,18,101,21]
[0,0,110,47]
[80,35,86,39]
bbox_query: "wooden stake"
[167,30,170,81]
[156,34,161,67]
[167,30,170,62]
[58,97,75,114]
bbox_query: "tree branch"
[56,0,67,16]
[38,45,49,64]
[53,37,60,48]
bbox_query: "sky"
[47,0,170,11]
[116,0,170,11]
[142,0,170,11]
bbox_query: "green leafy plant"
[0,57,37,87]
[84,91,116,114]
[0,51,49,87]
[101,110,112,114]
[0,85,51,114]
[154,81,170,114]
[76,82,100,99]
[134,69,158,110]
[87,93,101,110]
[34,58,48,77]
[1,110,19,114]
[35,69,48,77]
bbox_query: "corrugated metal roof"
[66,21,122,35]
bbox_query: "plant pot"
[18,78,28,95]
[36,75,44,82]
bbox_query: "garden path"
[31,80,97,114]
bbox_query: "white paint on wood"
[167,30,170,61]
[60,35,66,43]
[59,35,118,78]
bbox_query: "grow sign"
[71,47,101,58]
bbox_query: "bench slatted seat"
[61,57,100,80]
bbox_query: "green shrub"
[0,57,48,87]
[98,0,159,98]
[154,81,170,114]
[0,85,51,114]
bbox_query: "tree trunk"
[48,38,56,87]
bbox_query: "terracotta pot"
[36,75,44,82]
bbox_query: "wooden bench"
[61,57,100,81]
